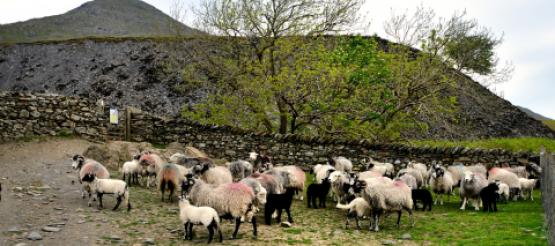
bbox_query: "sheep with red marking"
[139,152,165,188]
[72,154,110,204]
[273,165,306,200]
[158,163,184,202]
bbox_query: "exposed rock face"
[0,39,553,140]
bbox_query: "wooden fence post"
[125,106,132,141]
[541,147,555,245]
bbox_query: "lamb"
[397,168,424,188]
[336,197,371,229]
[364,158,395,178]
[121,154,142,186]
[411,189,433,211]
[396,172,417,190]
[480,183,499,212]
[179,196,223,243]
[459,171,488,211]
[488,167,521,200]
[518,178,538,201]
[360,179,414,231]
[182,176,257,239]
[158,164,183,202]
[327,156,353,173]
[193,161,233,186]
[495,181,510,202]
[306,176,331,208]
[407,161,429,187]
[81,174,131,211]
[429,165,454,205]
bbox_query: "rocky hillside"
[0,38,553,140]
[0,0,202,43]
[517,106,552,121]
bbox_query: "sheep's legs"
[188,223,194,240]
[97,193,104,209]
[396,211,402,228]
[183,222,188,240]
[355,216,361,230]
[232,218,241,239]
[113,196,122,211]
[276,209,283,223]
[252,216,258,238]
[460,197,467,210]
[207,224,214,243]
[217,224,223,242]
[285,207,293,224]
[372,213,380,232]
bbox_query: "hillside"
[0,37,553,140]
[0,0,202,43]
[517,106,552,121]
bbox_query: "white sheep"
[139,152,165,188]
[429,165,454,205]
[182,177,257,239]
[407,161,429,187]
[179,196,222,243]
[361,179,414,231]
[459,171,488,211]
[397,168,424,188]
[518,178,538,201]
[447,164,465,186]
[169,153,201,168]
[193,161,233,186]
[121,154,142,186]
[495,181,510,202]
[313,164,335,184]
[364,157,395,177]
[327,156,353,173]
[488,167,521,200]
[397,173,417,190]
[81,174,131,211]
[336,197,371,230]
[357,170,382,180]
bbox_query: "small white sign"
[110,108,119,124]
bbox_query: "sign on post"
[110,108,119,124]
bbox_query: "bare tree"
[169,0,188,36]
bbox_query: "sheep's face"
[72,155,84,170]
[433,167,445,178]
[526,163,542,177]
[81,173,96,183]
[132,154,141,160]
[463,171,475,183]
[181,177,195,194]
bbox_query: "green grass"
[409,137,555,154]
[96,170,547,245]
[543,120,555,132]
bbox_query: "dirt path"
[0,138,121,246]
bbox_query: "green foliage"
[543,120,555,132]
[409,137,555,154]
[445,33,499,75]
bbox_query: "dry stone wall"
[0,92,539,170]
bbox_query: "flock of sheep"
[70,148,542,243]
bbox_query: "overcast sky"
[1,0,553,119]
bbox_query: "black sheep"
[265,188,295,225]
[480,183,499,212]
[306,177,331,208]
[411,189,433,211]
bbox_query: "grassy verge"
[409,137,555,154]
[100,171,546,245]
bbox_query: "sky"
[0,0,553,119]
